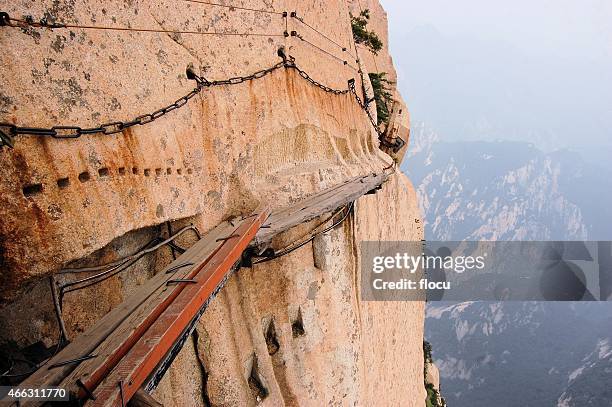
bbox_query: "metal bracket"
[277,46,288,62]
[165,262,194,274]
[0,12,10,26]
[167,241,186,255]
[215,234,240,242]
[0,123,15,148]
[48,353,97,369]
[119,380,125,407]
[186,66,209,87]
[166,279,197,286]
[365,185,382,195]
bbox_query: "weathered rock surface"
[0,0,426,405]
[426,361,444,406]
[155,173,425,406]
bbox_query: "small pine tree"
[426,383,443,407]
[423,340,444,407]
[351,10,383,54]
[423,340,433,364]
[368,72,394,127]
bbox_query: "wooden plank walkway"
[18,210,267,406]
[15,169,390,406]
[252,172,388,249]
[88,208,269,406]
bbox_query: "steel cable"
[252,202,354,264]
[58,226,200,294]
[1,14,284,37]
[290,12,355,59]
[180,0,284,15]
[0,12,381,143]
[58,225,200,274]
[293,32,358,71]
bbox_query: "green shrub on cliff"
[351,9,383,54]
[423,340,433,364]
[368,72,394,127]
[424,340,446,407]
[426,383,445,407]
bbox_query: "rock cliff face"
[0,1,426,405]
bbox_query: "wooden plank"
[261,173,384,226]
[56,222,238,399]
[19,170,386,404]
[253,173,387,248]
[19,221,235,404]
[85,207,270,406]
[265,176,357,219]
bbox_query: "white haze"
[380,0,612,159]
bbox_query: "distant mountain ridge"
[558,333,612,406]
[403,123,611,240]
[403,124,612,407]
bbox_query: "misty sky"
[380,1,612,156]
[382,1,612,59]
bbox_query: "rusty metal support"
[165,279,197,286]
[215,233,240,242]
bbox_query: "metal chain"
[0,63,289,147]
[1,57,381,147]
[206,60,285,87]
[283,53,381,135]
[348,79,380,134]
[0,24,382,148]
[0,73,205,147]
[284,56,349,95]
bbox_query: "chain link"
[348,79,380,134]
[0,8,389,148]
[0,76,205,146]
[287,58,350,96]
[0,55,383,148]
